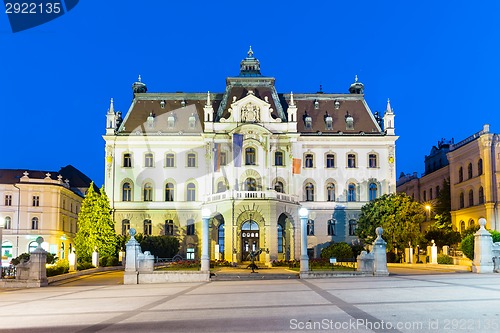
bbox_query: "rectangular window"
[275,151,284,166]
[220,152,227,166]
[347,154,356,168]
[186,219,195,235]
[165,153,175,167]
[4,194,12,206]
[32,195,40,207]
[327,219,336,236]
[123,153,132,167]
[368,154,377,168]
[165,220,174,236]
[144,220,152,236]
[326,154,335,168]
[145,153,154,167]
[186,248,195,260]
[305,154,314,168]
[307,219,314,236]
[187,153,196,167]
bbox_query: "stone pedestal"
[125,228,142,272]
[472,218,494,273]
[356,251,374,273]
[138,251,155,272]
[68,251,77,272]
[405,247,413,263]
[92,250,99,268]
[430,241,438,264]
[442,245,449,256]
[372,227,389,276]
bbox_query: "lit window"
[245,147,256,165]
[122,219,130,236]
[123,153,132,167]
[326,154,335,168]
[122,182,132,201]
[187,153,197,167]
[307,219,314,236]
[165,183,174,201]
[218,223,225,254]
[165,153,175,167]
[277,224,284,253]
[145,153,154,167]
[187,183,196,201]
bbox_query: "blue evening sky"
[1,1,499,187]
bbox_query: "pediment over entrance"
[220,91,281,123]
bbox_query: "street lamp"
[201,208,211,272]
[425,205,431,222]
[299,208,309,272]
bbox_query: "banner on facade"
[292,158,301,174]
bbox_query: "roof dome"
[239,46,262,77]
[132,75,147,95]
[349,75,364,94]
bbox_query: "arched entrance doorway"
[277,213,293,261]
[241,220,259,260]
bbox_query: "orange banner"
[292,158,301,174]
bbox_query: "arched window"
[458,167,463,182]
[348,183,356,202]
[122,182,132,201]
[305,153,314,168]
[326,183,335,201]
[327,219,336,236]
[274,181,284,193]
[479,187,485,204]
[274,151,284,166]
[28,241,38,253]
[31,217,39,230]
[217,181,227,193]
[187,183,196,201]
[305,183,314,201]
[143,219,152,236]
[143,183,153,201]
[459,192,464,208]
[4,216,11,229]
[469,219,475,228]
[121,219,130,236]
[245,178,257,191]
[307,219,314,236]
[277,223,284,253]
[245,147,256,165]
[349,220,357,236]
[478,159,483,175]
[218,223,225,253]
[460,221,466,232]
[468,189,474,207]
[165,183,174,201]
[468,163,473,179]
[369,183,378,201]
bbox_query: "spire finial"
[386,98,393,113]
[290,91,295,106]
[355,75,358,82]
[138,75,142,82]
[248,46,253,58]
[108,98,115,113]
[206,91,211,106]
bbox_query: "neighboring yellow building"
[0,165,95,267]
[397,124,500,233]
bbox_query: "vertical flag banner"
[292,158,301,174]
[214,143,221,172]
[233,134,243,167]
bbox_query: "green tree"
[140,235,180,258]
[433,178,452,229]
[356,193,425,253]
[320,242,354,259]
[74,183,117,262]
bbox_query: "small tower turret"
[132,75,147,97]
[239,46,262,76]
[349,75,364,94]
[383,98,395,135]
[106,98,117,135]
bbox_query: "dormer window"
[325,112,333,130]
[334,100,340,109]
[167,114,176,129]
[160,100,165,109]
[147,112,155,128]
[304,112,312,129]
[189,113,196,129]
[181,99,186,108]
[314,100,319,109]
[345,112,354,130]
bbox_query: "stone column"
[472,218,494,273]
[299,208,309,272]
[92,248,99,268]
[29,237,48,286]
[201,209,210,272]
[372,227,389,276]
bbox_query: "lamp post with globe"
[299,208,309,272]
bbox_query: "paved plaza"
[1,269,500,333]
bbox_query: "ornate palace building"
[103,49,398,264]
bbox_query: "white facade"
[103,50,398,264]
